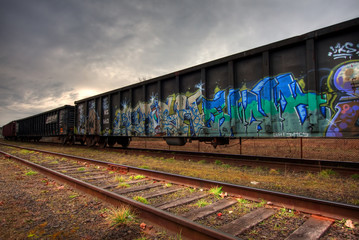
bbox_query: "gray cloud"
[1,0,358,125]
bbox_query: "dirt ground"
[0,155,149,240]
[0,142,358,239]
[38,136,359,161]
[130,138,359,161]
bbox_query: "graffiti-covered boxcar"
[16,105,75,143]
[75,18,359,147]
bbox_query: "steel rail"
[0,149,238,240]
[117,147,359,176]
[2,141,358,175]
[1,142,359,222]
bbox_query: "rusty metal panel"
[87,99,100,135]
[2,121,16,138]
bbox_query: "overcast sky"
[0,0,358,126]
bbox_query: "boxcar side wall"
[16,106,75,139]
[75,18,359,141]
[2,121,17,139]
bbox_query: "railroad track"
[1,143,358,239]
[2,140,358,176]
[116,146,359,176]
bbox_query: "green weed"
[269,169,280,175]
[195,199,209,207]
[114,175,126,182]
[25,170,38,176]
[188,188,195,193]
[106,207,136,226]
[214,160,223,165]
[237,198,250,204]
[19,149,34,154]
[133,196,148,204]
[130,175,146,180]
[116,183,130,188]
[209,186,223,198]
[319,169,337,178]
[77,167,85,171]
[278,208,295,217]
[222,164,231,169]
[198,160,207,164]
[255,199,267,208]
[27,232,37,238]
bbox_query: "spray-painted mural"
[325,60,359,137]
[110,60,359,138]
[87,100,100,135]
[102,97,111,136]
[76,103,86,135]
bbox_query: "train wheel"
[98,138,107,148]
[121,141,130,148]
[86,137,96,147]
[108,138,116,147]
[117,137,130,148]
[69,136,75,145]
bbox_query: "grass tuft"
[133,196,148,204]
[188,188,195,193]
[214,160,223,165]
[255,199,267,208]
[19,149,34,154]
[269,168,280,175]
[130,175,146,180]
[116,183,130,188]
[114,175,126,183]
[106,207,136,227]
[319,169,337,178]
[195,199,209,207]
[25,170,38,176]
[237,198,250,204]
[209,186,223,198]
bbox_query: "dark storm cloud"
[0,0,359,125]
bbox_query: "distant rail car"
[2,18,359,148]
[74,18,359,147]
[2,121,17,140]
[6,105,75,143]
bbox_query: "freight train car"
[16,105,75,143]
[2,121,17,140]
[75,18,359,148]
